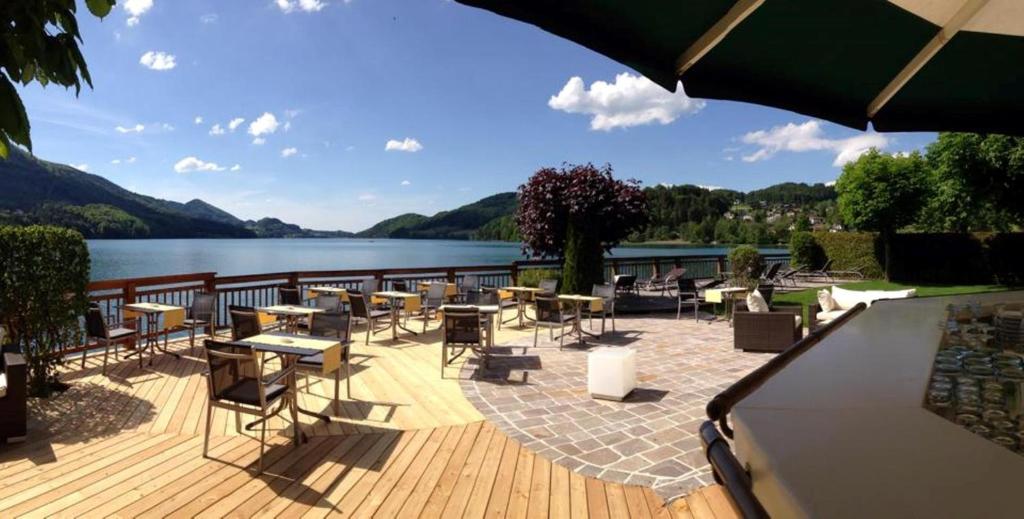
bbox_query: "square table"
[557,294,605,345]
[306,286,349,302]
[123,302,185,364]
[231,332,343,437]
[501,286,546,327]
[705,287,749,325]
[258,305,324,334]
[371,291,422,340]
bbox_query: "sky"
[18,0,938,232]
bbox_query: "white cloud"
[115,123,145,134]
[358,193,377,201]
[230,164,241,172]
[139,51,176,71]
[281,147,298,158]
[228,117,245,131]
[194,116,203,125]
[548,73,705,131]
[400,180,411,186]
[283,121,292,132]
[276,0,327,13]
[124,0,153,26]
[252,137,266,145]
[385,137,423,153]
[739,120,889,167]
[174,156,227,173]
[111,159,121,165]
[209,124,225,136]
[248,113,279,138]
[71,163,89,172]
[160,123,175,132]
[200,13,218,24]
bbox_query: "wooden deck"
[0,318,740,518]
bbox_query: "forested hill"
[357,193,517,239]
[742,182,836,205]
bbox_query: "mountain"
[245,218,354,238]
[356,193,518,240]
[178,199,245,226]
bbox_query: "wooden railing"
[81,253,790,356]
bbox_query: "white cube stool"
[588,347,636,401]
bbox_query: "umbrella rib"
[675,0,765,76]
[867,0,990,119]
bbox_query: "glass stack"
[926,302,1024,454]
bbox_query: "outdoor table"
[557,294,604,345]
[439,304,499,348]
[732,291,1024,518]
[258,305,324,334]
[705,286,748,325]
[501,286,545,327]
[416,282,458,300]
[306,286,349,302]
[230,332,341,440]
[371,291,422,340]
[122,302,184,364]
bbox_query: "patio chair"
[313,294,342,312]
[441,305,489,376]
[228,305,262,341]
[420,282,448,332]
[677,278,713,322]
[391,280,409,292]
[460,274,480,293]
[348,290,391,344]
[83,302,140,374]
[0,352,27,443]
[481,286,517,329]
[278,285,302,306]
[538,278,559,295]
[466,290,498,305]
[202,339,297,475]
[174,291,216,348]
[732,300,803,352]
[297,310,352,414]
[584,283,616,334]
[613,274,639,296]
[533,295,574,349]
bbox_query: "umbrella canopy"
[456,0,1024,135]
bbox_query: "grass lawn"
[774,281,1013,322]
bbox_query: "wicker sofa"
[733,301,804,352]
[0,352,27,443]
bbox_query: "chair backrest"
[702,278,725,290]
[203,339,257,402]
[348,290,369,319]
[592,283,615,303]
[476,290,499,305]
[392,280,409,293]
[442,306,482,345]
[360,277,379,294]
[426,282,448,302]
[614,274,636,288]
[461,275,480,291]
[310,310,351,343]
[190,291,216,322]
[279,286,301,306]
[534,296,562,323]
[677,278,698,294]
[819,258,833,271]
[665,267,686,281]
[314,294,342,312]
[85,303,108,339]
[228,305,261,340]
[538,278,558,294]
[763,262,782,280]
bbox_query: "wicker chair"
[297,310,352,414]
[0,352,26,443]
[441,305,488,376]
[202,339,297,475]
[732,301,803,352]
[83,302,140,373]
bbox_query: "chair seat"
[498,300,517,308]
[368,309,391,319]
[537,315,575,324]
[183,318,208,327]
[218,378,287,407]
[107,327,137,340]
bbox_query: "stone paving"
[459,314,774,501]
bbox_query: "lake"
[87,238,786,281]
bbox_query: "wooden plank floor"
[1,316,741,518]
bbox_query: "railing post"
[287,271,299,288]
[716,257,727,278]
[124,280,138,349]
[446,268,457,283]
[510,262,519,286]
[374,270,385,287]
[651,259,660,278]
[611,259,619,276]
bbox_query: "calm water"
[87,238,785,281]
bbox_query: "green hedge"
[812,232,884,279]
[0,226,90,397]
[789,231,824,269]
[517,268,561,288]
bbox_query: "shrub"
[517,268,561,288]
[986,233,1024,285]
[728,245,763,289]
[789,232,824,269]
[813,232,884,280]
[0,226,90,397]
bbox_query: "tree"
[516,164,648,294]
[836,149,928,279]
[1,0,115,158]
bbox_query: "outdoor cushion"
[818,289,837,312]
[746,290,769,313]
[832,286,917,310]
[816,310,847,323]
[794,316,803,329]
[0,372,6,399]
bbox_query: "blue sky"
[19,0,937,231]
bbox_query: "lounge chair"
[644,267,686,296]
[613,274,639,296]
[797,259,833,282]
[760,263,782,282]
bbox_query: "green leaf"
[0,133,8,159]
[0,74,32,151]
[85,0,114,18]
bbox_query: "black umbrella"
[456,0,1024,135]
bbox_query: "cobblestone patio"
[459,314,773,500]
